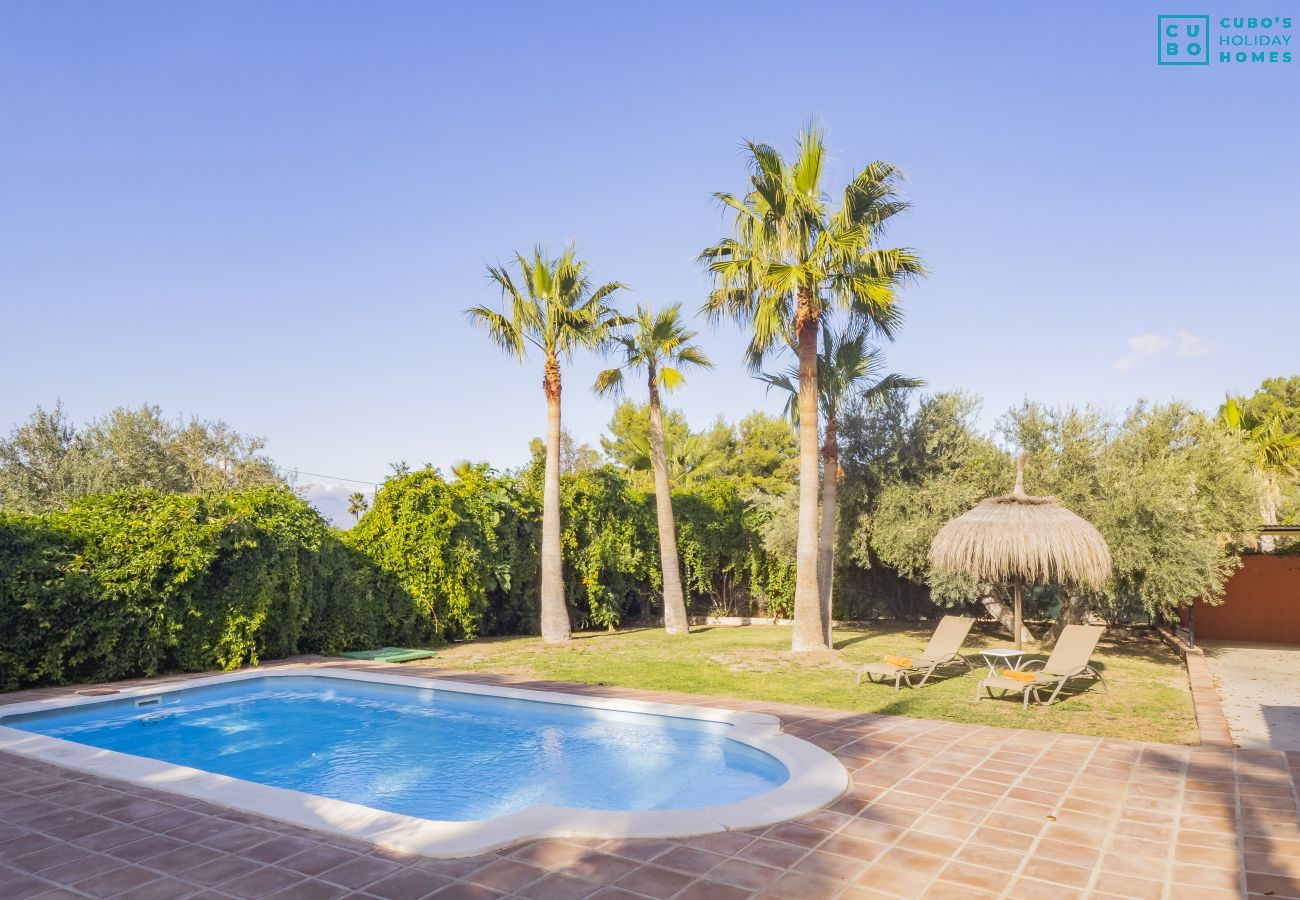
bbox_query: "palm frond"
[465,305,526,359]
[658,367,684,391]
[791,119,826,199]
[865,372,925,399]
[674,345,714,370]
[755,368,799,423]
[593,368,625,398]
[701,126,926,374]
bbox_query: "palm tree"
[701,123,924,651]
[1219,397,1300,551]
[759,325,921,644]
[616,430,726,489]
[467,245,624,643]
[347,491,369,522]
[450,460,487,480]
[595,304,713,635]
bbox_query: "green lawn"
[428,623,1198,744]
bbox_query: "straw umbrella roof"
[928,460,1112,590]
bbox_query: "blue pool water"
[3,676,787,821]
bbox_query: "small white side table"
[979,648,1026,674]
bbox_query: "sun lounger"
[856,616,975,690]
[976,624,1107,708]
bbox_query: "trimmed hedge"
[0,470,798,689]
[0,487,428,690]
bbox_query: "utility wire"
[276,467,383,487]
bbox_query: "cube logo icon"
[1159,15,1211,65]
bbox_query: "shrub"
[346,467,540,640]
[558,468,655,629]
[675,477,795,617]
[0,487,427,690]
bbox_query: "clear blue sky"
[3,1,1297,494]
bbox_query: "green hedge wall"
[0,470,797,689]
[347,467,796,638]
[346,467,541,640]
[0,487,429,690]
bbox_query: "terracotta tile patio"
[1,659,1297,899]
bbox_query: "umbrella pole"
[1013,576,1023,651]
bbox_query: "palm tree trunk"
[648,370,689,635]
[791,291,826,652]
[540,356,571,643]
[1260,474,1278,553]
[817,416,839,647]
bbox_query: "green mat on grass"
[335,647,438,663]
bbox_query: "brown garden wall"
[1183,553,1300,643]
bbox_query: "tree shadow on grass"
[570,626,655,641]
[1094,629,1183,665]
[855,665,976,692]
[974,674,1108,708]
[833,633,876,650]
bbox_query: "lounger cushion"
[860,656,936,676]
[980,672,1057,692]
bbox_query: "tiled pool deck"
[1,658,1297,900]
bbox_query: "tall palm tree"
[467,245,624,643]
[759,325,922,644]
[1219,397,1300,551]
[347,491,369,522]
[595,304,713,635]
[701,123,924,651]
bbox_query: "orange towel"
[1001,668,1036,683]
[883,655,913,668]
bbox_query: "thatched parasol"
[928,455,1112,649]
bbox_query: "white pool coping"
[0,667,849,857]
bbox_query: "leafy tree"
[995,402,1114,641]
[526,430,600,480]
[701,123,924,651]
[759,325,921,643]
[595,304,714,635]
[466,245,624,642]
[716,412,801,493]
[0,403,278,513]
[1218,396,1299,549]
[1000,402,1112,510]
[1096,403,1257,619]
[0,402,79,513]
[870,397,1259,636]
[835,387,917,604]
[869,393,1014,626]
[347,491,369,522]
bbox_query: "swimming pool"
[0,669,847,856]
